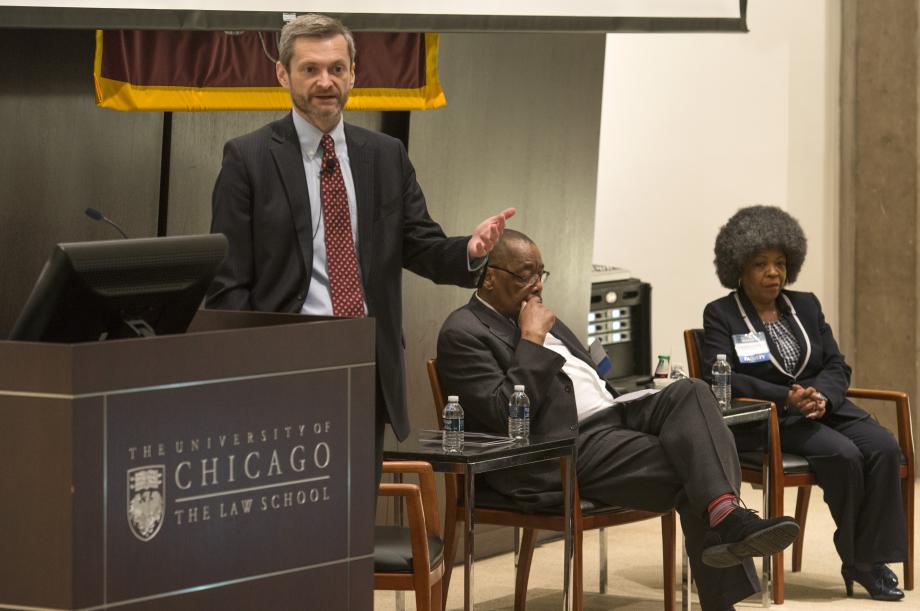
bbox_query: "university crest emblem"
[127,465,166,542]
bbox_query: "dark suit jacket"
[702,289,866,423]
[437,295,606,509]
[207,113,477,441]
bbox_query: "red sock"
[707,493,739,527]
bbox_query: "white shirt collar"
[474,291,499,314]
[291,111,346,160]
[474,292,518,326]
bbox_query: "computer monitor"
[9,234,228,343]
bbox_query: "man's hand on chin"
[519,295,555,345]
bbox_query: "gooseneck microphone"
[85,207,129,239]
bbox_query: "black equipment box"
[587,278,652,390]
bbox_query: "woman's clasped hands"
[787,383,826,419]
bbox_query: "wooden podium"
[0,309,375,610]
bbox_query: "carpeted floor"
[374,482,918,610]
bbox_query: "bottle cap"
[447,395,459,402]
[658,354,670,359]
[716,354,726,360]
[513,385,525,391]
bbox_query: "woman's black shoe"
[873,564,899,589]
[842,565,904,601]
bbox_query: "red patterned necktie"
[320,134,365,318]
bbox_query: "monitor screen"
[10,234,228,343]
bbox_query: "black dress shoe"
[873,563,899,589]
[842,564,904,601]
[701,507,800,568]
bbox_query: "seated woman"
[702,205,907,602]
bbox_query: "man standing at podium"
[207,13,514,483]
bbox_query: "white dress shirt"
[475,294,615,421]
[542,332,616,421]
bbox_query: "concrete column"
[840,0,919,447]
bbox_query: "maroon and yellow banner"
[93,30,446,112]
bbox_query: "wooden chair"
[683,328,914,603]
[426,358,676,611]
[375,460,446,611]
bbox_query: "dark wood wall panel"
[0,30,605,562]
[167,110,383,236]
[0,29,162,335]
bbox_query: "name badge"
[732,332,770,363]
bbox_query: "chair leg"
[574,521,584,611]
[681,537,691,611]
[599,527,608,594]
[662,511,677,611]
[441,507,458,609]
[414,578,432,611]
[514,528,538,611]
[771,485,785,604]
[904,474,915,590]
[792,485,811,572]
[514,526,521,567]
[431,577,443,611]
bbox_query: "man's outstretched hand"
[467,208,516,258]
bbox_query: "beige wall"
[594,0,920,459]
[593,0,841,368]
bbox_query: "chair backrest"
[426,358,446,428]
[683,328,706,379]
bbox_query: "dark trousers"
[576,378,758,611]
[737,407,906,566]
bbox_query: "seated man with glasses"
[436,229,800,611]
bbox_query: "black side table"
[385,433,576,611]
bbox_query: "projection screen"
[0,0,747,32]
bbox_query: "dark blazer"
[207,114,477,441]
[437,295,603,509]
[702,289,866,423]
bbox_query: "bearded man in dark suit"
[207,13,514,482]
[436,230,800,611]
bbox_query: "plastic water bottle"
[442,395,464,452]
[654,354,671,380]
[653,354,672,388]
[508,385,530,441]
[711,354,732,412]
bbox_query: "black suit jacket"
[437,295,607,509]
[702,289,866,423]
[207,114,477,440]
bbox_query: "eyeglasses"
[489,265,550,288]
